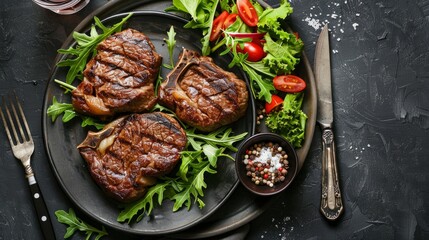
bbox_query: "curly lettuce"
[265,93,307,148]
[258,0,304,75]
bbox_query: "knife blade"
[314,24,344,221]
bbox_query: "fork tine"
[11,92,32,142]
[2,96,21,145]
[0,97,15,145]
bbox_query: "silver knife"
[314,24,344,221]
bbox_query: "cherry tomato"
[237,42,266,62]
[273,75,307,93]
[210,11,229,42]
[223,13,237,29]
[265,95,284,114]
[236,0,259,27]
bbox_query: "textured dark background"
[1,0,428,239]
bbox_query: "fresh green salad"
[168,0,308,147]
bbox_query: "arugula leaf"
[47,96,105,130]
[47,96,74,122]
[171,161,216,211]
[265,93,307,147]
[185,127,248,152]
[221,33,275,102]
[55,208,108,239]
[240,60,276,102]
[57,13,132,84]
[170,0,219,55]
[117,181,171,223]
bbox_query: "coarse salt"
[304,17,322,30]
[254,147,282,172]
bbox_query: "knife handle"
[320,128,344,220]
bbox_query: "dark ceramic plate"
[43,0,317,238]
[42,11,255,235]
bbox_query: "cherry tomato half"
[237,0,259,27]
[223,13,237,29]
[210,11,229,42]
[273,75,306,93]
[237,42,266,62]
[265,95,284,114]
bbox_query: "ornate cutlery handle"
[320,128,344,220]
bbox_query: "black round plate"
[42,11,255,235]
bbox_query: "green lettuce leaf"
[265,93,307,148]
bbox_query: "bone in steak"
[158,48,249,132]
[77,112,187,202]
[71,28,162,118]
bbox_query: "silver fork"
[0,93,56,240]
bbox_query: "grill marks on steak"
[77,112,187,202]
[71,29,161,118]
[158,49,249,132]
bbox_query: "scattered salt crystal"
[340,28,344,33]
[337,38,341,41]
[367,144,371,147]
[304,17,322,30]
[352,23,359,30]
[331,14,338,19]
[356,13,360,16]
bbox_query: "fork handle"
[28,177,56,240]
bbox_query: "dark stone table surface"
[1,0,428,239]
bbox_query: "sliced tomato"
[273,75,306,93]
[210,11,229,42]
[236,0,258,27]
[265,95,284,114]
[236,41,266,62]
[223,13,237,29]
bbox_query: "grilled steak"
[71,28,162,118]
[77,112,187,202]
[158,49,249,132]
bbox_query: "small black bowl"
[235,133,298,196]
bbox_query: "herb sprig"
[57,13,132,84]
[55,208,108,240]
